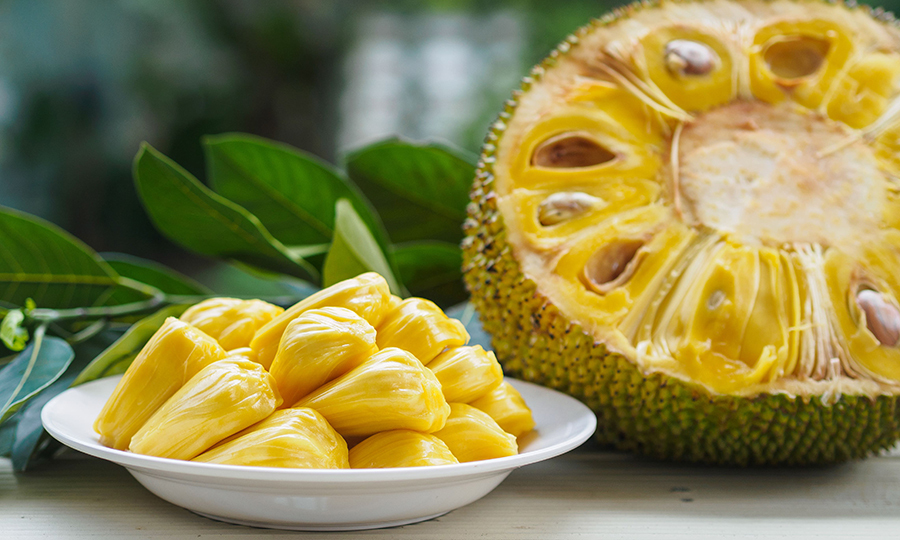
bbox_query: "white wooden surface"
[3,441,900,539]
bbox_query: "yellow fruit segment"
[250,272,391,369]
[130,359,281,460]
[376,298,469,364]
[428,345,503,403]
[193,408,349,469]
[180,298,283,350]
[826,52,900,129]
[296,347,450,437]
[348,430,458,468]
[94,318,227,450]
[469,381,535,438]
[269,307,378,405]
[433,403,518,463]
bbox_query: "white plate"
[42,375,596,531]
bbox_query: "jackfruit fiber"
[462,0,900,464]
[296,347,450,437]
[180,298,283,350]
[348,430,459,468]
[129,358,282,460]
[251,272,391,369]
[94,318,227,450]
[193,408,349,469]
[433,403,518,463]
[269,307,378,405]
[429,345,504,403]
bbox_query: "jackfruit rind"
[348,430,458,469]
[94,317,227,450]
[296,347,450,437]
[180,298,284,350]
[193,408,349,469]
[470,381,535,438]
[250,272,390,369]
[376,297,469,364]
[433,403,518,463]
[463,0,900,464]
[429,345,504,403]
[129,359,282,460]
[269,307,378,405]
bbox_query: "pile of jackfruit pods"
[93,272,534,469]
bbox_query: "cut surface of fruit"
[464,0,900,464]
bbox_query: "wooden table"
[3,441,900,539]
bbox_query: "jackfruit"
[348,430,458,468]
[129,358,281,460]
[251,272,390,368]
[180,298,283,350]
[376,298,469,364]
[433,403,518,463]
[462,0,900,464]
[269,307,378,405]
[429,345,503,403]
[296,347,450,437]
[470,381,535,438]
[94,318,227,450]
[193,408,349,469]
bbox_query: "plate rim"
[41,375,597,484]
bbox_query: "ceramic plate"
[42,375,596,531]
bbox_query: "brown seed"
[664,39,717,76]
[857,289,900,347]
[538,192,604,226]
[582,240,645,295]
[532,133,615,168]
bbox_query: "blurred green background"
[0,0,896,292]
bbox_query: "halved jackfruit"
[94,318,227,450]
[193,408,349,469]
[348,430,458,468]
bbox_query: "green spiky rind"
[462,0,900,465]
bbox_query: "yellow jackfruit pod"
[250,273,391,369]
[433,403,518,463]
[469,381,535,438]
[348,430,458,468]
[94,318,227,450]
[193,408,349,469]
[129,359,282,460]
[269,307,378,405]
[376,298,469,365]
[225,347,258,364]
[429,346,503,403]
[180,298,283,350]
[296,347,450,437]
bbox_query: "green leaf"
[204,134,389,253]
[0,206,145,309]
[391,241,466,308]
[344,138,476,244]
[133,143,319,283]
[1,310,28,351]
[323,200,402,294]
[102,253,210,296]
[72,304,188,387]
[0,328,74,423]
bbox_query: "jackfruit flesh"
[433,403,518,463]
[296,347,450,437]
[470,381,535,438]
[193,408,349,469]
[429,345,504,403]
[180,298,283,350]
[94,318,227,450]
[462,0,900,464]
[376,298,469,364]
[348,430,458,468]
[130,358,282,460]
[269,307,378,405]
[251,272,391,369]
